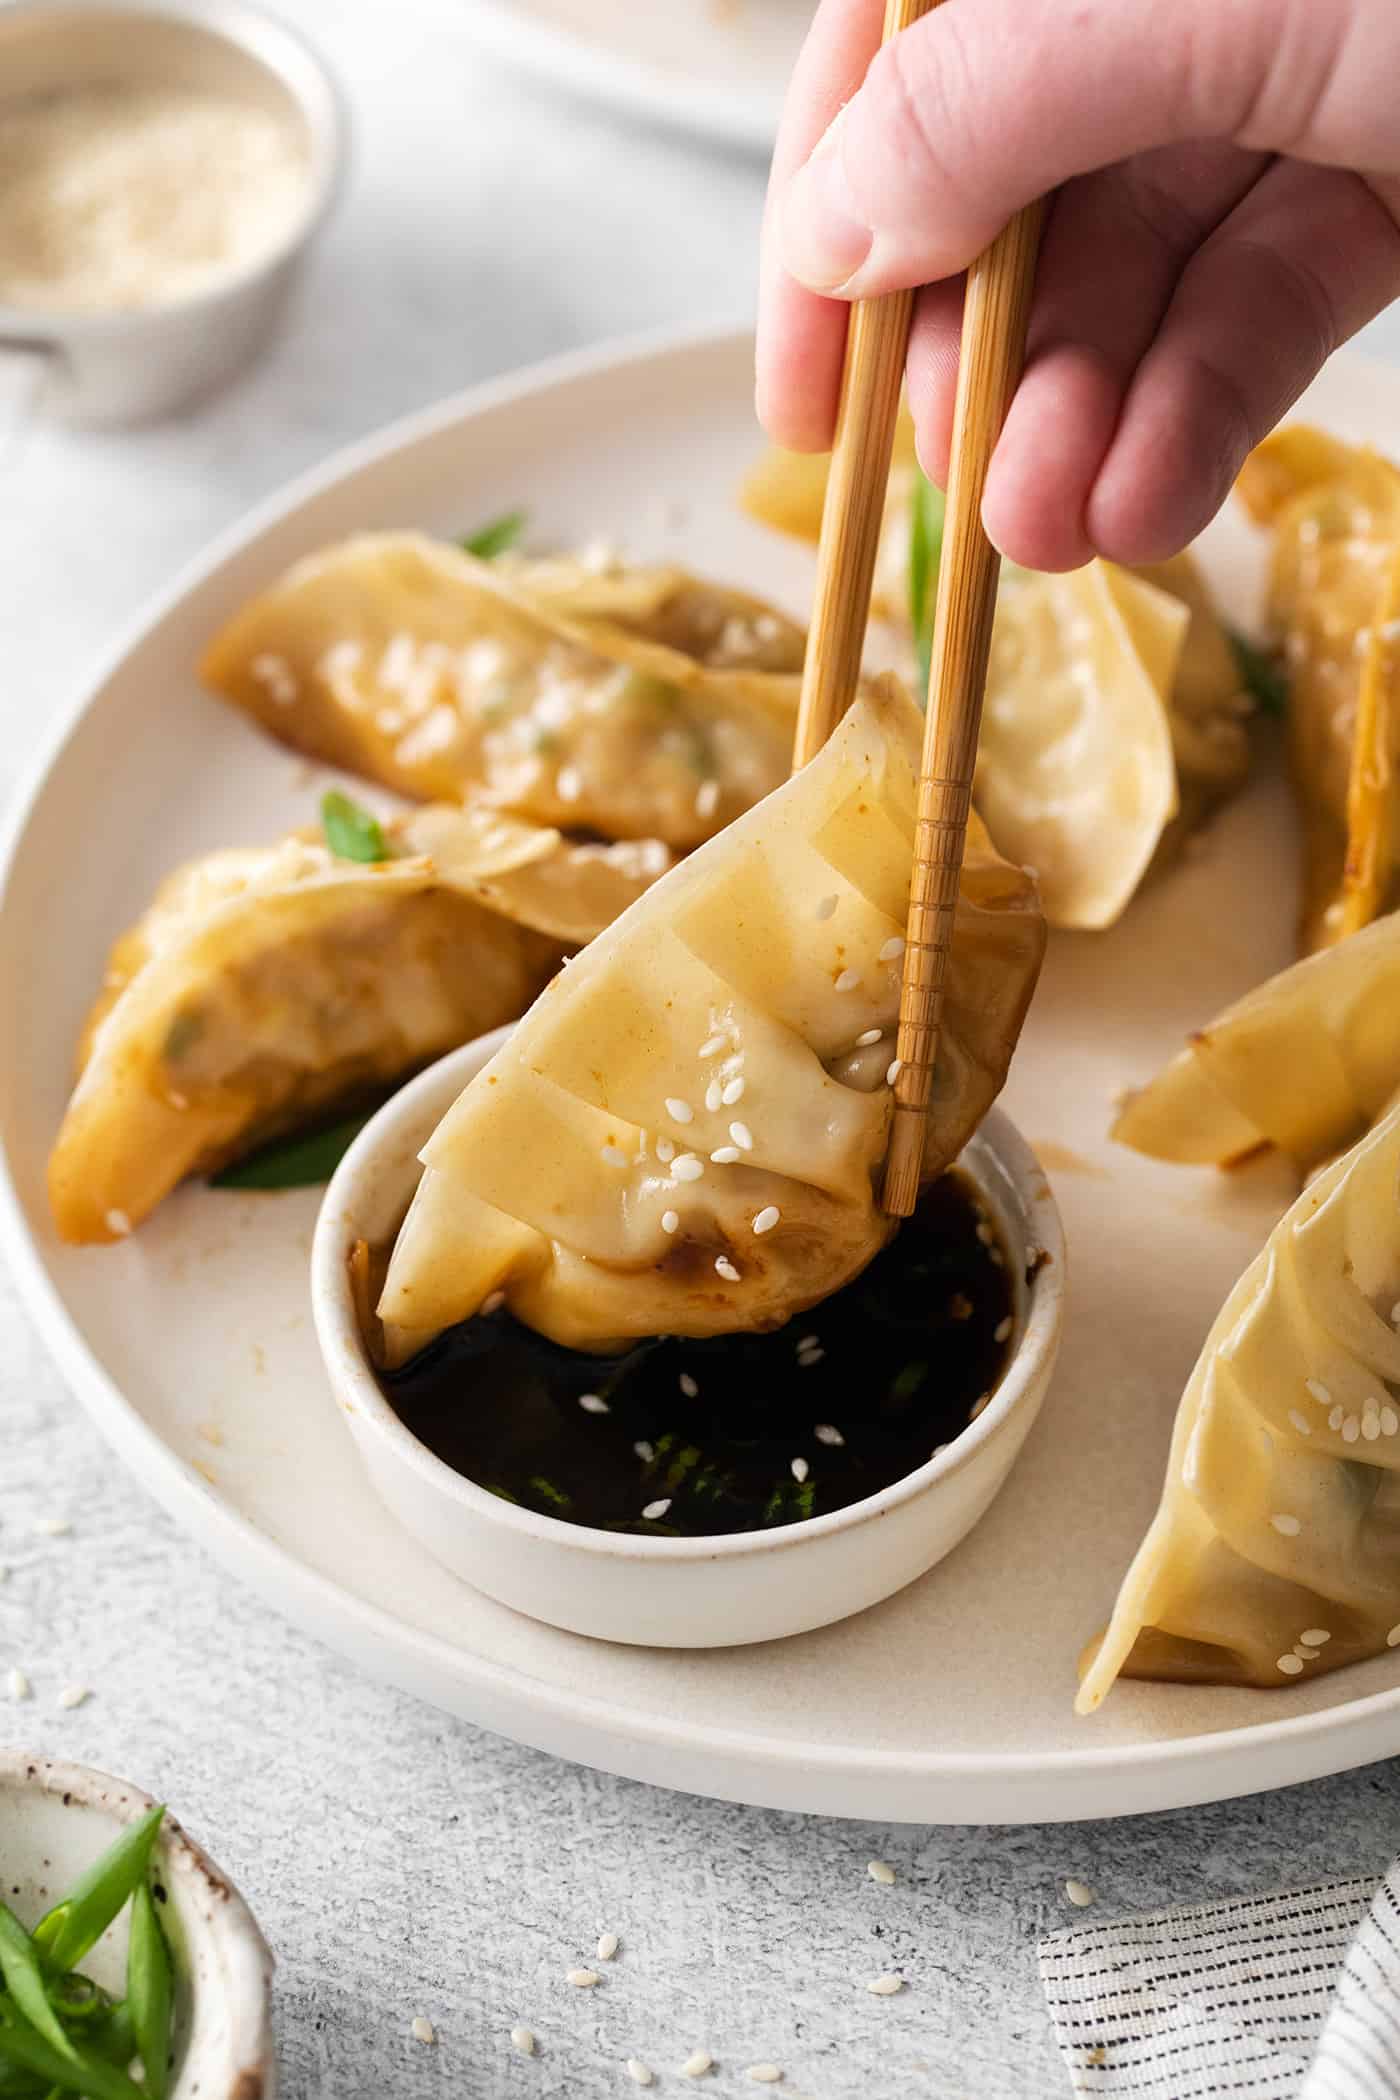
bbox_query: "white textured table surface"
[6,5,1400,2094]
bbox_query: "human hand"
[757,0,1400,569]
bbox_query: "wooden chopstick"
[790,0,936,772]
[881,200,1045,1216]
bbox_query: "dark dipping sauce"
[378,1170,1016,1537]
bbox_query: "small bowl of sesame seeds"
[312,1028,1064,1648]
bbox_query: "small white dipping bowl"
[313,1029,1064,1649]
[0,1752,274,2097]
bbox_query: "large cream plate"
[2,327,1397,1823]
[459,0,807,152]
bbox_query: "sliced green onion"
[461,510,527,560]
[209,1111,372,1191]
[1228,629,1288,717]
[33,1806,164,1977]
[320,789,387,864]
[0,1907,73,2059]
[907,467,945,699]
[125,1887,170,2100]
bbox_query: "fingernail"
[780,110,872,293]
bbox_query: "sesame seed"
[1288,1410,1312,1436]
[35,1518,71,1537]
[411,2016,436,2045]
[665,1098,694,1124]
[1390,1625,1400,1648]
[672,1155,704,1181]
[627,2061,655,2087]
[699,1035,727,1059]
[866,1974,904,1996]
[511,2027,537,2056]
[1344,1417,1360,1443]
[834,968,861,992]
[1270,1514,1301,1536]
[798,1346,825,1367]
[695,779,721,819]
[680,1374,699,1399]
[729,1121,754,1149]
[1328,1405,1345,1431]
[879,936,905,963]
[556,765,583,803]
[711,1146,741,1164]
[868,1859,896,1885]
[1364,1413,1382,1441]
[1302,1629,1331,1646]
[1391,1302,1400,1326]
[661,1211,679,1235]
[579,1394,610,1415]
[856,1028,883,1048]
[601,1143,629,1167]
[814,1424,844,1447]
[994,1317,1012,1343]
[815,895,838,921]
[1278,1655,1305,1675]
[791,1457,809,1483]
[1064,1879,1095,1908]
[1296,1644,1318,1660]
[105,1208,132,1237]
[705,1081,724,1114]
[746,2069,783,2085]
[798,1334,819,1349]
[752,1205,781,1235]
[975,1221,994,1246]
[656,1137,676,1164]
[642,1500,671,1523]
[57,1684,90,1710]
[1384,1407,1399,1437]
[634,1441,655,1463]
[481,1290,506,1315]
[567,1968,601,1988]
[681,2052,714,2078]
[7,1669,29,1701]
[715,1256,741,1282]
[886,1059,902,1086]
[1307,1379,1333,1406]
[597,1933,619,1961]
[722,1077,746,1105]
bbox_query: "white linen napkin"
[1039,1862,1400,2097]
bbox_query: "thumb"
[778,0,1400,298]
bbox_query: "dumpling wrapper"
[1113,906,1400,1172]
[1237,425,1400,952]
[200,534,804,849]
[49,805,670,1244]
[741,441,1251,927]
[379,677,1045,1362]
[1079,1100,1400,1709]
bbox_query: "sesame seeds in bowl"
[312,1028,1064,1650]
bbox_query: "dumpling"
[1078,1101,1400,1707]
[49,803,670,1243]
[741,441,1252,927]
[200,534,804,849]
[1113,909,1400,1172]
[1237,425,1400,951]
[378,677,1045,1362]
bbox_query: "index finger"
[756,0,888,451]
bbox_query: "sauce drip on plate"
[378,1171,1015,1537]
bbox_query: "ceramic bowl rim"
[0,1750,273,2090]
[312,1030,1066,1566]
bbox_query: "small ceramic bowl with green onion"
[0,1753,273,2098]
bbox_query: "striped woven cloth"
[1039,1864,1400,2097]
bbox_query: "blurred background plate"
[459,0,811,152]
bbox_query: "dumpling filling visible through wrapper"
[1079,1101,1400,1708]
[378,679,1046,1363]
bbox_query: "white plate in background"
[460,0,811,152]
[3,325,1399,1822]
